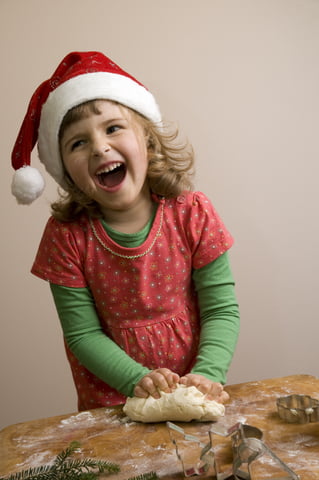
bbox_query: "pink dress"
[32,192,233,409]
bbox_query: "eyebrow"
[61,116,129,150]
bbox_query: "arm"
[50,283,150,397]
[180,252,240,399]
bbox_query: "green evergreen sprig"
[0,441,159,480]
[128,475,158,480]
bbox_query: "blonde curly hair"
[51,100,195,222]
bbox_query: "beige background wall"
[1,0,318,430]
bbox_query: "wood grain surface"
[1,374,318,479]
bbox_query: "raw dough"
[123,385,225,422]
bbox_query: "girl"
[11,51,240,411]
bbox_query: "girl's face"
[60,100,150,218]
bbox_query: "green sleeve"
[50,283,150,397]
[191,252,240,384]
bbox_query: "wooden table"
[1,375,318,479]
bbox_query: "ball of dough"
[123,385,225,422]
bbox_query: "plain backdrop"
[1,0,318,430]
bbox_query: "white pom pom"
[11,166,45,205]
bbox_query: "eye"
[71,139,85,151]
[106,124,121,135]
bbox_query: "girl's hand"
[134,368,180,399]
[179,373,229,404]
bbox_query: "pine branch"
[127,474,159,480]
[58,459,120,476]
[0,464,54,480]
[0,442,119,480]
[54,441,81,467]
[0,442,158,480]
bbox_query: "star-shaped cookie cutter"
[277,394,319,423]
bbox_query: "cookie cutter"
[167,420,213,476]
[229,423,299,480]
[167,421,300,480]
[277,394,319,424]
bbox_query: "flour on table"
[123,385,225,422]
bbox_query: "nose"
[92,136,111,157]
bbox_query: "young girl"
[11,51,240,411]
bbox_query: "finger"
[165,371,180,388]
[206,390,229,403]
[217,390,230,403]
[135,370,179,399]
[205,384,229,403]
[210,382,223,396]
[148,369,179,392]
[153,368,179,385]
[180,374,207,390]
[135,375,161,398]
[179,375,191,386]
[149,371,171,394]
[143,376,163,398]
[133,384,149,398]
[179,375,225,400]
[201,383,223,398]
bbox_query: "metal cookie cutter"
[229,423,300,480]
[167,421,213,476]
[277,394,319,423]
[167,421,300,480]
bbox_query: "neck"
[101,194,155,234]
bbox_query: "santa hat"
[11,51,161,204]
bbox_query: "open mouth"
[96,162,126,188]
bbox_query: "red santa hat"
[11,51,161,204]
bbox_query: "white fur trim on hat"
[11,166,45,205]
[37,71,161,188]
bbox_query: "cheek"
[62,156,74,177]
[69,167,83,184]
[64,154,80,176]
[136,140,149,172]
[130,125,149,164]
[135,151,149,182]
[64,159,90,189]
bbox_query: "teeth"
[97,163,122,175]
